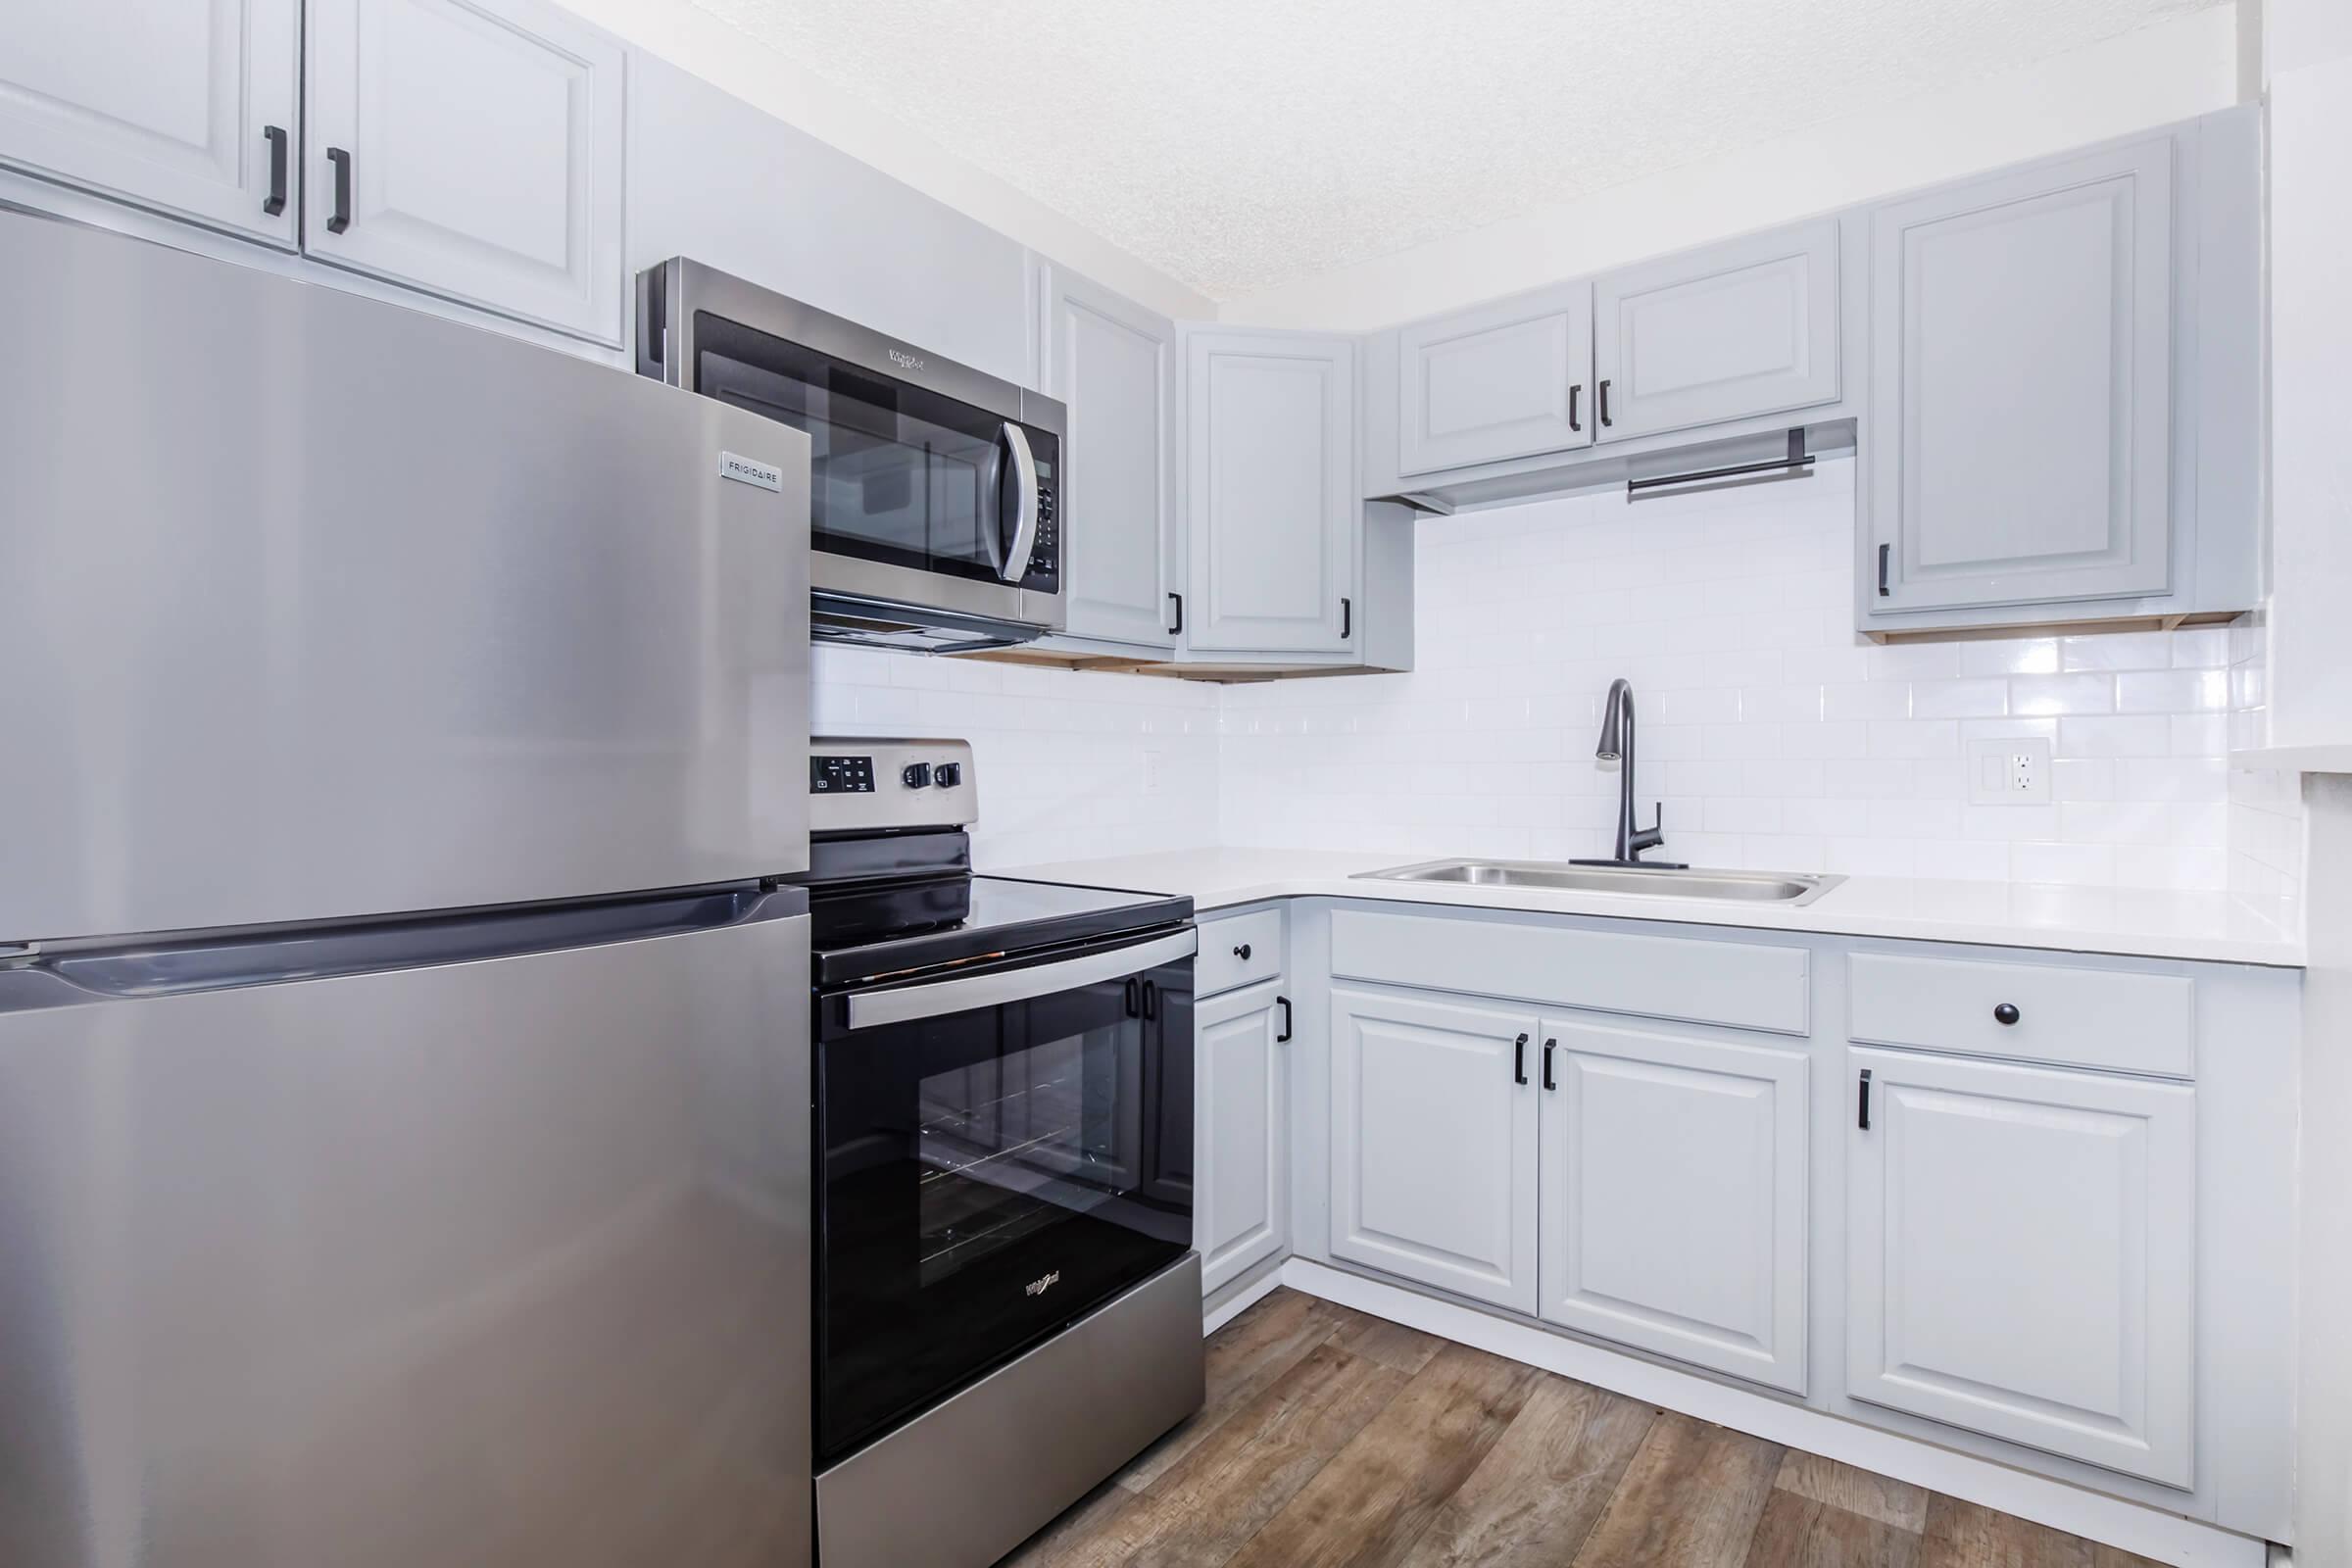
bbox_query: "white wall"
[1216,462,2289,894]
[1218,6,2240,332]
[809,646,1219,870]
[557,0,1214,325]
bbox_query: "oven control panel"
[807,737,976,832]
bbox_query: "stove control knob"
[901,762,932,789]
[934,762,963,788]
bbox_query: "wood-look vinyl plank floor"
[999,1291,2172,1568]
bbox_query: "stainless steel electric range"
[796,739,1204,1568]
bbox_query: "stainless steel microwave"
[637,259,1065,652]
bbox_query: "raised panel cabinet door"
[1184,329,1356,655]
[306,0,625,343]
[1592,218,1839,443]
[1194,980,1287,1294]
[1045,269,1179,651]
[1396,281,1594,474]
[1328,987,1539,1312]
[1537,1019,1809,1393]
[0,0,300,244]
[1869,138,2173,612]
[1845,1048,2195,1487]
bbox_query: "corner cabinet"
[1183,328,1358,657]
[1195,978,1290,1294]
[1865,137,2174,614]
[304,0,626,344]
[1040,268,1180,652]
[1844,1047,2196,1487]
[1328,987,1540,1313]
[0,0,303,246]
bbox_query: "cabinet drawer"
[1330,908,1808,1035]
[1197,907,1285,998]
[1847,953,2192,1077]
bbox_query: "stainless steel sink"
[1354,858,1844,906]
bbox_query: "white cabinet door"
[1195,979,1288,1294]
[1846,1048,2195,1487]
[1396,282,1593,474]
[1593,219,1839,443]
[0,0,300,244]
[1538,1019,1809,1393]
[1869,138,2173,612]
[1184,329,1356,656]
[1329,987,1538,1312]
[305,0,625,343]
[1044,269,1179,651]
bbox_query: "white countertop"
[994,847,2308,968]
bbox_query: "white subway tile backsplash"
[809,458,2298,898]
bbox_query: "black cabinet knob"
[1233,943,1251,960]
[1993,1003,2021,1026]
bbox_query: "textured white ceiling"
[687,0,2226,301]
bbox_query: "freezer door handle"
[847,929,1198,1029]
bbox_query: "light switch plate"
[1966,737,2052,806]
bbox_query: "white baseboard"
[1201,1266,1286,1335]
[1280,1258,2269,1568]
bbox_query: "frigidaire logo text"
[1024,1270,1061,1298]
[888,347,925,371]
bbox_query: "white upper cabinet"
[0,0,301,245]
[1396,281,1593,476]
[1184,329,1357,656]
[1538,1019,1810,1394]
[1043,269,1180,652]
[1845,1047,2195,1488]
[1195,979,1289,1295]
[1868,137,2174,612]
[305,0,625,344]
[1328,987,1540,1313]
[1593,218,1841,442]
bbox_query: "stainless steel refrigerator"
[0,210,815,1568]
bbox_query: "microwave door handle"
[999,421,1039,584]
[846,929,1197,1029]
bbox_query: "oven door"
[688,313,1060,629]
[814,928,1194,1466]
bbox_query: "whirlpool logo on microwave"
[887,347,925,371]
[1024,1270,1061,1298]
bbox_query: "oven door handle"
[846,928,1197,1029]
[999,421,1039,584]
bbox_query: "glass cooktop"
[808,874,1191,987]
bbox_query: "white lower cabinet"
[1844,1047,2196,1487]
[1328,987,1539,1312]
[1195,979,1289,1294]
[1537,1018,1810,1393]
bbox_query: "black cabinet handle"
[1598,378,1613,427]
[1512,1032,1529,1086]
[1877,542,1891,597]
[1994,1003,2021,1026]
[1341,597,1352,639]
[1276,995,1293,1044]
[1542,1038,1557,1092]
[1568,383,1582,432]
[262,125,288,217]
[1167,591,1183,636]
[1232,943,1251,960]
[1858,1068,1873,1131]
[325,146,352,234]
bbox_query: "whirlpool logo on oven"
[1024,1270,1061,1298]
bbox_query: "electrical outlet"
[1965,736,2051,806]
[1142,750,1165,796]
